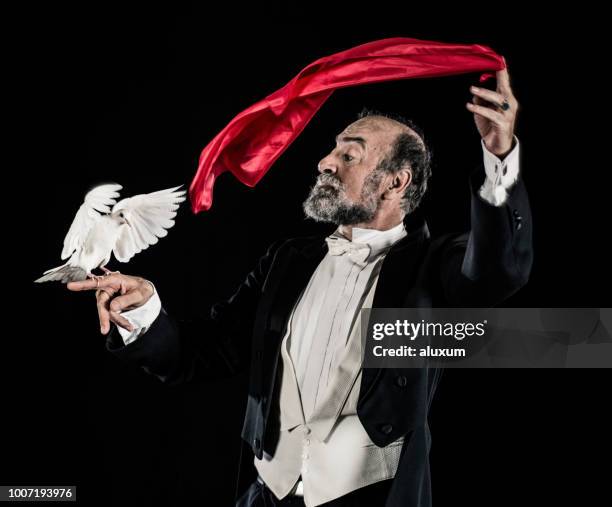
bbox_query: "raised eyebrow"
[335,135,366,149]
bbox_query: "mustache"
[314,174,342,189]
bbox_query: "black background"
[6,2,611,506]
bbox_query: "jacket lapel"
[262,236,328,389]
[359,218,431,399]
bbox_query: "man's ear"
[383,167,412,198]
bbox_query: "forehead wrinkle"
[335,134,367,148]
[341,118,402,148]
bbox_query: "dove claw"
[100,266,120,276]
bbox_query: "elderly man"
[69,68,532,506]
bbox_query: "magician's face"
[302,116,402,225]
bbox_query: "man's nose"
[317,155,337,174]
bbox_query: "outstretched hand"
[467,67,519,158]
[67,274,155,335]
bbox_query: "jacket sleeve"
[437,162,534,306]
[104,239,286,386]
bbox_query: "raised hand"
[466,67,519,158]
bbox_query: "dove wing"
[112,185,186,263]
[61,183,123,260]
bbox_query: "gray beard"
[302,171,383,226]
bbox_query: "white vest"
[254,268,404,507]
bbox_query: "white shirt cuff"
[478,135,520,206]
[115,283,162,345]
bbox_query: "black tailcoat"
[107,164,533,506]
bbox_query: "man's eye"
[343,154,354,162]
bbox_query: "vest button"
[253,438,261,450]
[380,423,393,435]
[396,375,408,387]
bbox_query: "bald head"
[347,114,425,150]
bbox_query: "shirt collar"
[328,221,407,259]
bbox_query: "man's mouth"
[318,180,340,190]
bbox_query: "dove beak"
[124,217,131,227]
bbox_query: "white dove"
[35,183,186,283]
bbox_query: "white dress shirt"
[289,222,407,420]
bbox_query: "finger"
[67,278,101,291]
[496,67,512,95]
[96,290,112,334]
[466,102,506,124]
[97,286,117,297]
[470,86,508,109]
[473,95,493,109]
[68,274,129,292]
[109,290,146,313]
[109,310,134,332]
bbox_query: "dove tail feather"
[34,263,88,283]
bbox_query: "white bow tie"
[325,236,371,266]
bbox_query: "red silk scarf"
[189,37,506,213]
